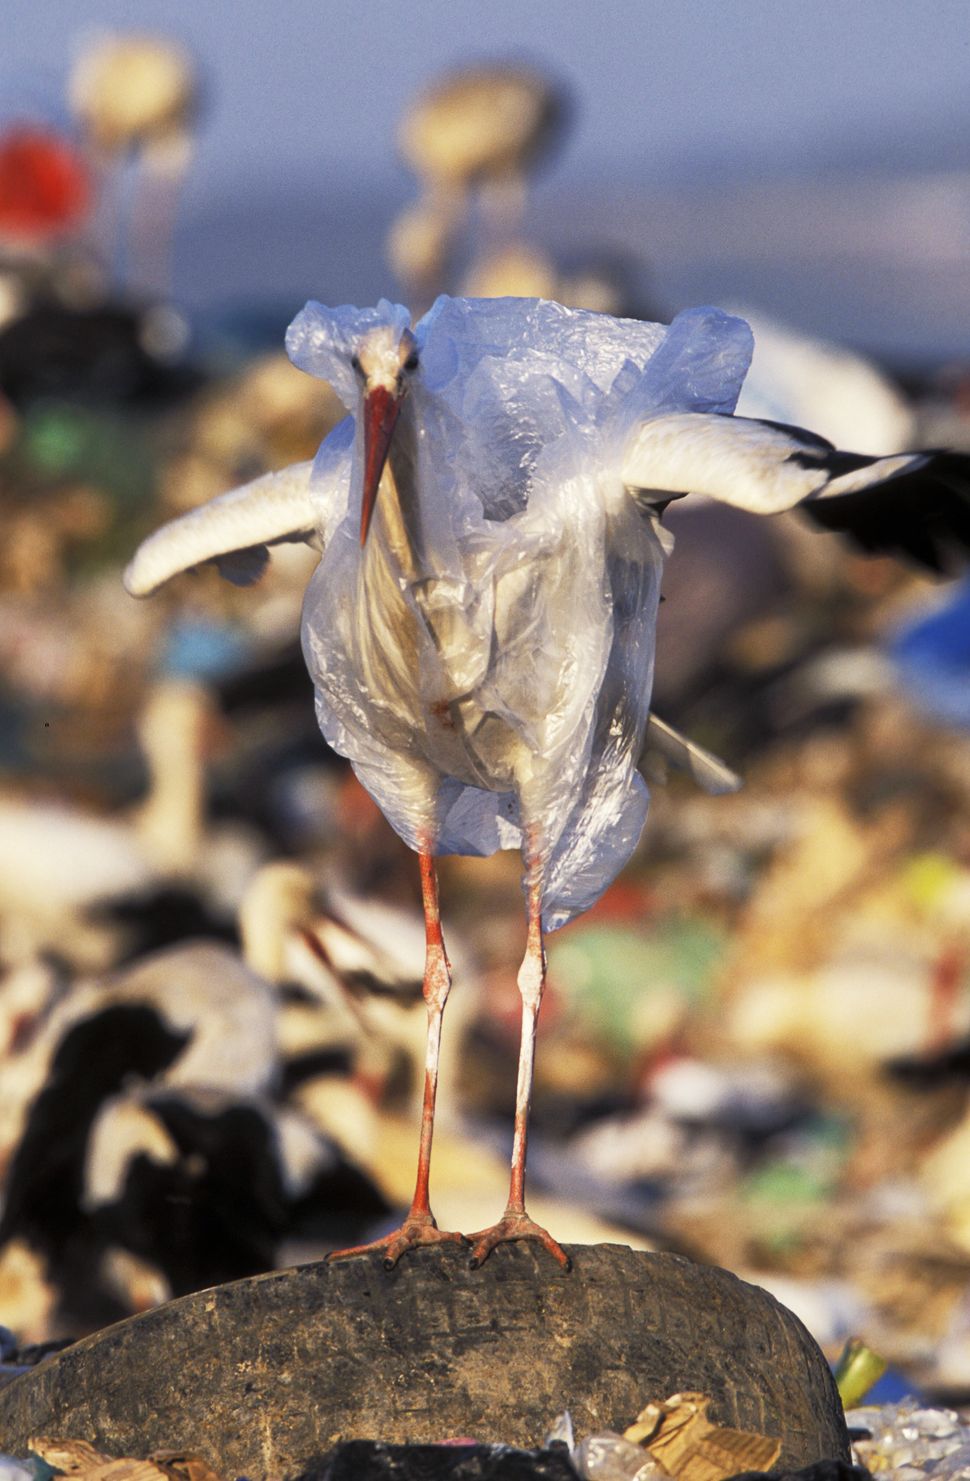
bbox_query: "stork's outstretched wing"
[126,415,358,598]
[124,460,325,597]
[622,411,970,574]
[800,451,970,572]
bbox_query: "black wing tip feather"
[802,450,970,575]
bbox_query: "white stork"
[125,295,970,1268]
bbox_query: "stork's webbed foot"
[328,1210,468,1270]
[467,1209,571,1270]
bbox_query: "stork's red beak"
[361,385,402,545]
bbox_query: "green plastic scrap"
[834,1336,888,1409]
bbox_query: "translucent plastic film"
[294,296,752,928]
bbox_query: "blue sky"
[6,0,970,193]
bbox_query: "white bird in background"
[388,62,569,306]
[125,294,970,1269]
[69,31,200,303]
[733,307,916,455]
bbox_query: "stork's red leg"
[467,850,570,1270]
[328,848,467,1267]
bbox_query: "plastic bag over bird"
[290,295,753,929]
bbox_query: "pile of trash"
[0,1392,812,1480]
[7,1395,970,1480]
[847,1399,970,1481]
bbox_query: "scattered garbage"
[0,1396,788,1481]
[847,1399,970,1479]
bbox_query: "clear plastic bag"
[293,295,752,928]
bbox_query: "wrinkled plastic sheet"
[291,295,752,928]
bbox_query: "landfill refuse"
[847,1399,970,1479]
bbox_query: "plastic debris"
[889,580,970,730]
[835,1338,890,1409]
[0,1459,38,1481]
[847,1398,970,1477]
[316,1440,581,1479]
[0,127,91,243]
[564,1393,783,1481]
[544,1415,577,1452]
[573,1432,663,1480]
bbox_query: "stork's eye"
[350,354,362,376]
[403,351,419,373]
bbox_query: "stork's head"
[351,323,419,543]
[285,298,418,544]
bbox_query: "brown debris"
[27,1439,225,1481]
[625,1391,782,1481]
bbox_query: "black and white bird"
[237,858,480,1130]
[0,939,389,1333]
[124,295,970,1271]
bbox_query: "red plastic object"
[0,125,91,242]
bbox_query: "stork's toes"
[328,1211,468,1270]
[467,1209,571,1270]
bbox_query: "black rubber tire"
[0,1244,849,1477]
